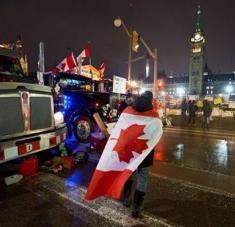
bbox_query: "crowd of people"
[181,98,213,128]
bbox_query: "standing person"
[202,99,212,128]
[85,91,162,220]
[117,92,134,116]
[181,98,188,116]
[181,98,188,127]
[188,100,197,126]
[123,91,161,218]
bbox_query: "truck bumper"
[0,126,67,164]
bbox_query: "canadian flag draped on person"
[85,91,163,202]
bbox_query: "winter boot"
[122,180,133,207]
[132,190,145,218]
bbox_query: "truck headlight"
[54,111,64,126]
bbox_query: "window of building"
[206,90,209,94]
[206,86,209,89]
[211,91,213,94]
[210,86,214,89]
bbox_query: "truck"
[0,47,67,164]
[46,72,119,143]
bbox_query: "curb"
[25,173,174,227]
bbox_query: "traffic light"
[132,30,140,52]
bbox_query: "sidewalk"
[170,115,235,131]
[164,126,235,140]
[24,173,172,227]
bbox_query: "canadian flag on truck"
[53,52,77,74]
[76,43,91,61]
[85,106,163,200]
[98,62,106,77]
[76,43,91,74]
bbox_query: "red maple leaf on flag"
[112,124,149,163]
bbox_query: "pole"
[117,18,132,84]
[140,36,157,97]
[128,30,132,83]
[146,54,150,78]
[153,48,157,98]
[38,42,45,85]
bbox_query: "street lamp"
[114,18,122,27]
[225,85,233,93]
[114,17,158,97]
[114,17,132,83]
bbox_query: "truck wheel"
[73,116,93,143]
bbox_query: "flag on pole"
[76,43,91,74]
[54,52,77,74]
[98,62,106,77]
[85,106,163,200]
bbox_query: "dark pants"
[123,167,150,201]
[203,116,210,128]
[188,114,195,125]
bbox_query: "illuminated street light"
[140,88,146,94]
[130,80,137,87]
[114,18,122,27]
[176,87,186,96]
[225,85,233,93]
[161,91,166,96]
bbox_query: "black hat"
[142,91,153,101]
[133,94,153,112]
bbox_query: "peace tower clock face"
[195,33,201,40]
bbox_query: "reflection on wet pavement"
[154,133,235,175]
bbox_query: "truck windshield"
[0,55,24,77]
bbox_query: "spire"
[195,5,201,32]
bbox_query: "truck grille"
[30,97,52,130]
[0,97,24,136]
[0,83,54,140]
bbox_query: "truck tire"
[73,116,93,143]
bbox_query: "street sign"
[112,75,127,94]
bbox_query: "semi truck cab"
[0,47,67,163]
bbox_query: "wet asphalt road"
[1,128,235,227]
[154,128,235,175]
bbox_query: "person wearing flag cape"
[85,91,163,218]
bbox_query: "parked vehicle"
[46,72,118,142]
[0,47,67,164]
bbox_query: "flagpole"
[88,41,91,65]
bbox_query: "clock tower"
[189,5,205,94]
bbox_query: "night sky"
[1,0,235,79]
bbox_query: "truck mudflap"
[0,126,67,164]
